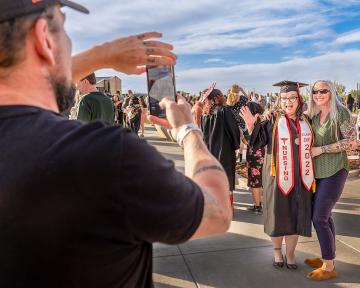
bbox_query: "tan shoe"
[304,258,323,268]
[307,267,337,281]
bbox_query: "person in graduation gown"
[240,81,315,269]
[125,96,147,135]
[201,88,240,207]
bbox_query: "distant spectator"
[113,91,124,126]
[77,73,115,124]
[244,102,265,214]
[124,96,147,135]
[139,95,148,137]
[252,93,260,103]
[259,95,266,109]
[226,84,248,131]
[347,93,354,112]
[357,113,360,140]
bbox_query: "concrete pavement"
[143,125,360,288]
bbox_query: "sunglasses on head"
[312,89,329,95]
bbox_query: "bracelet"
[321,146,326,154]
[176,123,202,147]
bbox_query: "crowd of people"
[69,78,149,137]
[0,0,359,287]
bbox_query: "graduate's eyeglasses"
[280,96,298,103]
[312,89,329,95]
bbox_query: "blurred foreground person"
[0,1,232,287]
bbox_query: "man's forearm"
[183,131,225,180]
[183,131,232,239]
[72,45,107,83]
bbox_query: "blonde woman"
[227,84,248,131]
[306,80,359,281]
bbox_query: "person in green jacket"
[77,73,115,124]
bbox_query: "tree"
[334,81,346,97]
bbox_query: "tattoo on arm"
[193,165,224,177]
[322,118,358,153]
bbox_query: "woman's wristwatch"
[176,123,202,148]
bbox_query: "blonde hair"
[308,80,349,140]
[226,84,240,106]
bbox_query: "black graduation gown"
[202,106,240,191]
[127,106,142,134]
[250,116,313,237]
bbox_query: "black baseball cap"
[0,0,89,23]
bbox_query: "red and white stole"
[276,116,315,196]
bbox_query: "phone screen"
[146,65,176,118]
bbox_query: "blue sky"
[65,0,360,94]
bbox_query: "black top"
[228,95,248,130]
[0,105,204,288]
[249,116,313,237]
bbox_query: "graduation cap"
[199,82,217,102]
[273,80,308,94]
[273,80,309,105]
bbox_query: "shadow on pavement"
[154,232,360,288]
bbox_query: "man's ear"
[33,18,56,67]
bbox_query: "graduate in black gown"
[240,81,315,269]
[201,89,240,207]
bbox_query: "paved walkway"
[143,125,360,288]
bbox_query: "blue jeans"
[312,169,348,260]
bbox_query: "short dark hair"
[0,6,59,69]
[81,73,97,85]
[246,102,265,116]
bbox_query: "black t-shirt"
[0,105,204,288]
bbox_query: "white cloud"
[67,1,360,94]
[106,50,360,94]
[204,58,224,63]
[65,0,331,54]
[334,29,360,45]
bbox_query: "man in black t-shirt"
[0,1,232,287]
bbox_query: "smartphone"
[146,65,177,118]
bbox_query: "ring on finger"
[146,47,155,54]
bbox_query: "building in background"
[96,76,122,95]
